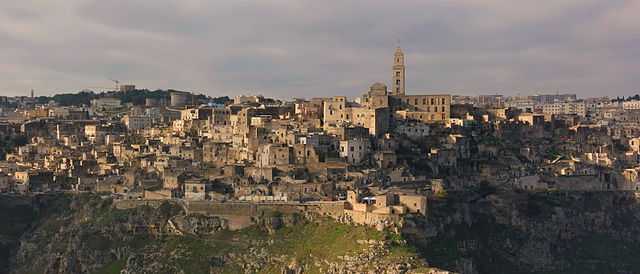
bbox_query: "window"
[422,98,426,104]
[431,98,435,105]
[442,98,446,104]
[396,80,401,85]
[395,71,400,77]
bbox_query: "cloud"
[0,0,637,98]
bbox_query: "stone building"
[339,138,371,165]
[122,115,151,131]
[391,47,405,96]
[257,144,291,167]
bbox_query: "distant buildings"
[623,100,640,110]
[540,101,586,117]
[91,97,121,111]
[119,84,136,93]
[170,91,193,108]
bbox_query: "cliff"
[2,194,443,274]
[405,190,640,274]
[5,191,640,274]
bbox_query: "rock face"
[7,192,640,274]
[0,195,36,273]
[406,191,640,274]
[8,194,185,274]
[171,214,228,235]
[2,194,444,274]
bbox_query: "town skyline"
[1,1,638,98]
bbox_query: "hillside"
[5,191,640,274]
[2,194,440,274]
[404,190,640,274]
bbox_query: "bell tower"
[391,47,405,96]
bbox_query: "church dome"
[370,82,387,90]
[369,82,388,96]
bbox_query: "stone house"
[14,170,54,192]
[339,138,371,165]
[291,144,320,165]
[343,190,427,229]
[257,144,291,167]
[202,141,232,166]
[374,151,397,169]
[387,167,425,184]
[183,178,211,201]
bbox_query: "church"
[322,48,451,137]
[360,47,451,123]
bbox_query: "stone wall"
[113,199,168,210]
[183,200,346,230]
[114,199,404,230]
[184,200,345,218]
[343,209,402,227]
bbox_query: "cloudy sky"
[0,0,638,98]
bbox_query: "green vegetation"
[147,219,388,274]
[95,259,126,274]
[51,91,95,106]
[0,197,38,272]
[268,220,384,261]
[40,89,231,107]
[567,234,640,274]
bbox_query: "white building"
[339,138,371,165]
[541,101,586,117]
[505,96,535,112]
[90,97,121,110]
[623,100,640,110]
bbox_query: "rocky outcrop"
[12,191,640,274]
[8,194,185,274]
[171,214,228,235]
[406,191,640,274]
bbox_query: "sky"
[0,0,638,98]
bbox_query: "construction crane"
[110,79,120,91]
